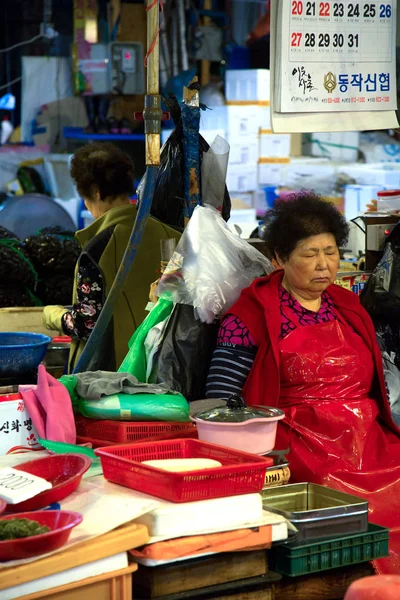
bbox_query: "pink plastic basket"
[95,438,273,503]
[75,416,196,443]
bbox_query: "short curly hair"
[70,142,135,201]
[262,192,349,261]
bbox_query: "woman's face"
[279,233,340,296]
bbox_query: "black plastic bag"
[361,223,400,323]
[152,304,219,402]
[138,96,231,230]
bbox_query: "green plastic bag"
[78,392,190,422]
[118,298,173,381]
[59,374,81,412]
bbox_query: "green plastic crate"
[269,523,389,577]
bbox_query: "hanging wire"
[0,34,43,54]
[0,77,22,92]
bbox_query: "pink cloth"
[20,365,76,444]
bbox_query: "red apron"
[275,319,400,574]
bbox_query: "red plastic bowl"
[7,454,91,512]
[0,510,82,560]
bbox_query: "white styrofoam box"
[136,493,262,538]
[303,132,360,162]
[201,104,270,138]
[200,106,227,131]
[227,105,262,137]
[229,208,258,239]
[260,131,291,159]
[344,184,387,221]
[225,69,270,102]
[361,141,400,163]
[258,160,290,186]
[339,164,400,188]
[200,128,226,146]
[229,138,259,165]
[284,161,337,190]
[0,398,41,455]
[227,164,257,192]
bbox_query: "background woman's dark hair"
[70,142,135,201]
[261,192,349,261]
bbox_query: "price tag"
[275,0,397,112]
[0,467,52,505]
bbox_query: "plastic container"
[75,416,197,444]
[7,454,91,512]
[0,510,82,560]
[190,395,285,455]
[377,189,400,213]
[77,426,199,448]
[95,439,272,503]
[269,523,389,577]
[261,483,369,542]
[0,332,51,376]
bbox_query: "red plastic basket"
[77,427,198,449]
[75,416,196,443]
[95,439,273,503]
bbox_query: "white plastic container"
[377,189,400,212]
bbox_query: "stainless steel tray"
[262,483,368,541]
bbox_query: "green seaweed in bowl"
[0,518,50,540]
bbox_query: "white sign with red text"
[276,0,397,113]
[0,398,41,456]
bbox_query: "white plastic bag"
[157,205,273,323]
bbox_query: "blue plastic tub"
[0,332,51,376]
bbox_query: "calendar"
[275,0,397,113]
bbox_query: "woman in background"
[43,142,179,372]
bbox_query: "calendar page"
[277,0,397,112]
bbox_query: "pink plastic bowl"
[0,510,82,560]
[191,410,285,455]
[7,454,91,512]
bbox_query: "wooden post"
[200,0,212,85]
[146,0,161,166]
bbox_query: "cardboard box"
[260,131,291,159]
[303,132,360,162]
[0,397,41,455]
[225,69,270,102]
[258,159,290,186]
[227,165,258,192]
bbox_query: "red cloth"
[229,269,400,574]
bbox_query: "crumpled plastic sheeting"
[157,205,273,323]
